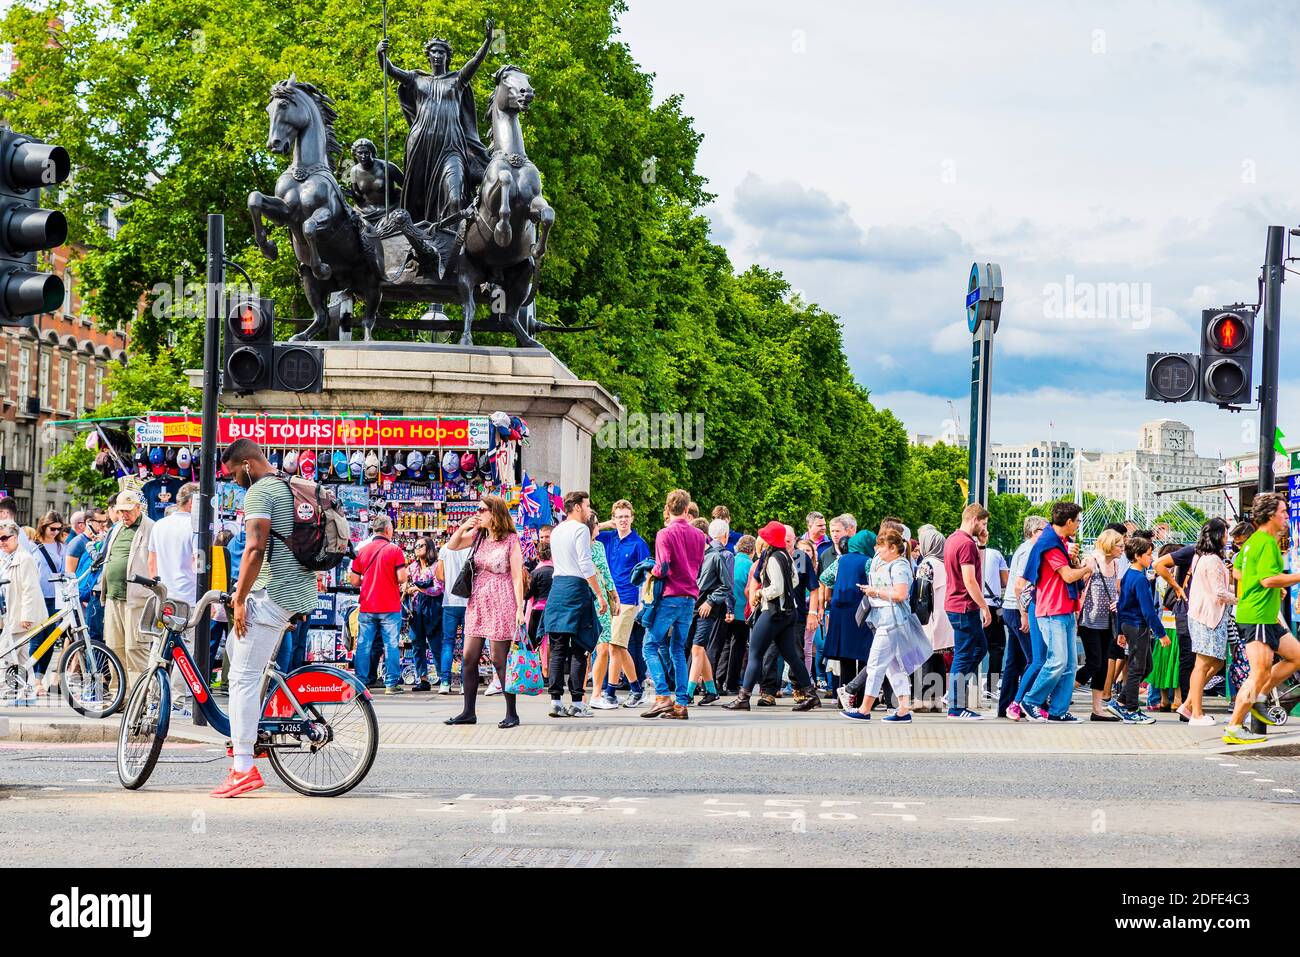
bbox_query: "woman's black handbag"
[450,532,484,600]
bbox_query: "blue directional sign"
[967,261,1004,333]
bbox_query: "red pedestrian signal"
[1207,312,1248,354]
[1199,308,1254,405]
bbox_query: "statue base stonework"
[190,343,619,493]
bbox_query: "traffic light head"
[223,297,274,393]
[0,131,71,327]
[1199,308,1254,405]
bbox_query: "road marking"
[1237,770,1257,775]
[1254,779,1275,783]
[947,815,1016,823]
[1219,763,1238,767]
[1272,788,1295,793]
[871,812,917,822]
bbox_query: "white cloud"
[619,0,1300,442]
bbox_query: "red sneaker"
[210,766,265,799]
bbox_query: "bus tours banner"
[133,413,491,450]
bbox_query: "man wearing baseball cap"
[96,489,155,690]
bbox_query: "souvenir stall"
[108,411,562,674]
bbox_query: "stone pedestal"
[190,344,620,493]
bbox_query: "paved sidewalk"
[4,690,1295,756]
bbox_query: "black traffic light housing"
[0,130,70,328]
[271,343,323,393]
[1200,307,1254,406]
[223,296,274,393]
[222,295,323,394]
[1146,353,1201,403]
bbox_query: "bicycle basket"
[138,595,164,637]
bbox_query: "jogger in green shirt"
[1224,493,1300,745]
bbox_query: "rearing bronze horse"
[248,77,383,341]
[456,64,555,347]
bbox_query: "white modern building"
[991,441,1075,502]
[1078,420,1229,520]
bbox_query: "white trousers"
[862,624,910,700]
[226,591,291,758]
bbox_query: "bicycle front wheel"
[267,694,378,797]
[116,669,171,790]
[59,639,126,718]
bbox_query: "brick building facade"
[0,244,128,523]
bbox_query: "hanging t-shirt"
[142,476,183,522]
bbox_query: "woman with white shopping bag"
[841,528,931,723]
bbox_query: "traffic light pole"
[1257,225,1284,494]
[194,213,224,726]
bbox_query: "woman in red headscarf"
[724,521,821,712]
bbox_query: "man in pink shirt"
[640,488,708,720]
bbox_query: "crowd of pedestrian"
[7,439,1298,758]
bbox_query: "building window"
[58,356,69,412]
[77,362,86,412]
[94,364,104,408]
[18,348,30,401]
[38,350,49,408]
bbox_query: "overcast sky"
[619,0,1300,460]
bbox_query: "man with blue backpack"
[65,505,110,643]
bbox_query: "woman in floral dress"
[443,495,526,728]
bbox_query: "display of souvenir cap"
[84,431,100,453]
[441,450,460,477]
[282,450,298,475]
[134,447,148,476]
[490,411,510,429]
[379,453,396,481]
[149,446,165,476]
[407,449,425,477]
[363,455,379,484]
[177,446,192,475]
[299,449,317,479]
[332,449,348,479]
[347,450,363,478]
[459,451,477,473]
[393,450,407,473]
[162,446,177,476]
[268,449,282,472]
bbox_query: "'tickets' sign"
[136,414,490,450]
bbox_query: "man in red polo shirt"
[349,515,409,693]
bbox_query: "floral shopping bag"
[505,631,546,696]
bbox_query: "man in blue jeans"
[1019,501,1092,721]
[999,515,1046,718]
[943,504,993,720]
[349,515,409,693]
[640,489,708,720]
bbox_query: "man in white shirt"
[542,492,607,717]
[148,482,198,712]
[435,524,471,695]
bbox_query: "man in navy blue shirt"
[596,499,653,707]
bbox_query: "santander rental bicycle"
[116,576,378,796]
[0,573,126,718]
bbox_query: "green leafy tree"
[897,442,966,535]
[46,352,201,503]
[4,0,908,529]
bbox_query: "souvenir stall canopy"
[54,410,567,665]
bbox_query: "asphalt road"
[2,741,1296,867]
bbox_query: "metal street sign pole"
[194,213,224,726]
[965,262,1003,505]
